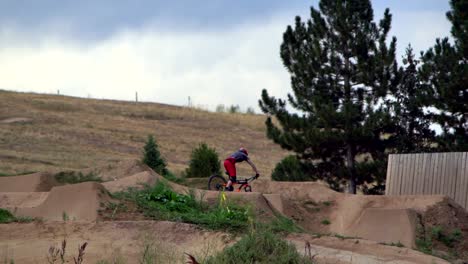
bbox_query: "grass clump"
[321,219,331,225]
[54,171,102,184]
[430,226,462,248]
[260,214,303,234]
[114,181,251,232]
[0,208,35,223]
[205,229,313,264]
[161,170,186,184]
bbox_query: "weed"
[322,201,333,207]
[54,171,102,184]
[379,241,405,247]
[0,171,36,177]
[162,170,186,184]
[321,219,331,225]
[430,226,462,248]
[205,229,313,264]
[62,212,69,222]
[104,202,128,220]
[138,235,183,264]
[333,234,359,240]
[14,216,35,223]
[73,242,87,264]
[47,240,66,264]
[260,214,303,234]
[47,240,88,264]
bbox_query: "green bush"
[142,135,168,175]
[272,155,309,181]
[0,208,15,223]
[185,143,221,178]
[205,230,312,264]
[54,171,102,184]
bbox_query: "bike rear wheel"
[208,174,227,191]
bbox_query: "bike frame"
[224,175,258,192]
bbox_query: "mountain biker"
[223,147,259,191]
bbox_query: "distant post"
[57,90,60,95]
[135,91,138,103]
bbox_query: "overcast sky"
[0,0,452,111]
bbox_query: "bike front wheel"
[208,174,227,191]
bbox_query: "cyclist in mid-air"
[223,147,259,191]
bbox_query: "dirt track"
[1,160,465,263]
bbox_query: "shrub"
[185,143,221,178]
[142,135,168,175]
[246,107,256,115]
[272,155,310,181]
[54,171,102,184]
[0,208,15,223]
[228,105,240,114]
[216,104,226,113]
[205,230,312,264]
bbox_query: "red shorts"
[223,158,236,182]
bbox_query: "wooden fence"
[385,152,468,210]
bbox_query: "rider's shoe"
[226,186,234,192]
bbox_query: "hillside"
[0,90,287,176]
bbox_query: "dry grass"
[0,90,287,177]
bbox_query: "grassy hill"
[0,90,287,177]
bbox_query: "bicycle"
[207,173,259,192]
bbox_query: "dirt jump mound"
[14,182,110,221]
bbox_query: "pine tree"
[393,45,436,153]
[142,135,168,175]
[420,0,468,151]
[259,0,398,193]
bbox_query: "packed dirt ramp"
[13,182,110,221]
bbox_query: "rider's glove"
[255,173,260,179]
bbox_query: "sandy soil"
[287,234,450,264]
[0,221,232,264]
